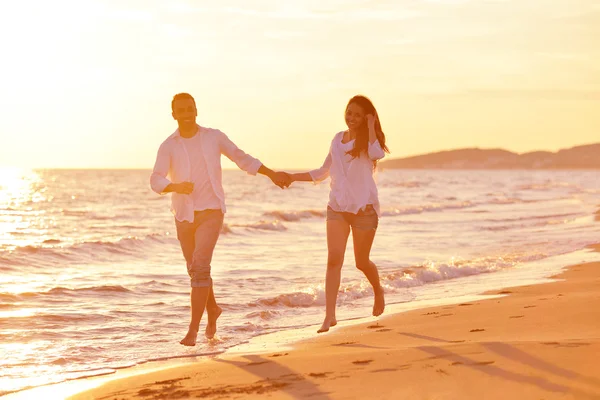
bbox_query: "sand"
[70,246,600,400]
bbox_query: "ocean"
[1,168,599,396]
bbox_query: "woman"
[287,95,390,333]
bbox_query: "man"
[150,93,290,346]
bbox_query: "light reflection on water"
[0,169,599,395]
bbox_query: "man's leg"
[205,285,222,339]
[176,215,220,337]
[180,211,224,346]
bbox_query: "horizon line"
[2,142,597,171]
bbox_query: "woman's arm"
[366,115,385,160]
[289,172,313,182]
[367,115,378,145]
[289,152,332,184]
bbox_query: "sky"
[0,0,598,169]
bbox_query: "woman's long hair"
[345,95,390,161]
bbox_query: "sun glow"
[0,168,44,249]
[1,1,599,169]
[0,168,32,203]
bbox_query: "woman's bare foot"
[317,317,337,333]
[180,327,198,346]
[205,306,222,339]
[373,287,385,316]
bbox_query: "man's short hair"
[171,93,196,111]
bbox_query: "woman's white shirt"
[309,131,385,216]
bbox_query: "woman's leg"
[352,226,385,316]
[318,217,351,333]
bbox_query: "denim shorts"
[326,204,379,231]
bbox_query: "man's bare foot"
[180,328,198,346]
[373,287,385,317]
[205,306,222,339]
[317,317,337,333]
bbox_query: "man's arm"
[164,182,194,194]
[150,142,194,194]
[258,165,291,189]
[219,130,290,188]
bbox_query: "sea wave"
[4,285,132,300]
[516,182,577,191]
[0,233,179,266]
[233,220,287,231]
[381,201,474,217]
[245,310,282,320]
[263,209,325,221]
[251,253,546,308]
[380,180,425,188]
[481,212,582,231]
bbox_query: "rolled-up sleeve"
[219,131,262,175]
[368,140,386,161]
[150,142,172,194]
[309,152,332,183]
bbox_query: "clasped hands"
[269,171,292,189]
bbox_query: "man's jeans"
[175,209,224,288]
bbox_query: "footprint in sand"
[524,305,536,309]
[352,359,374,365]
[154,377,190,385]
[279,373,303,382]
[371,368,398,373]
[423,312,439,315]
[509,315,524,319]
[498,290,512,294]
[333,341,357,346]
[367,324,382,329]
[308,372,332,378]
[246,361,271,366]
[269,353,289,358]
[541,342,591,348]
[458,303,473,306]
[470,329,485,332]
[452,361,494,366]
[138,388,159,396]
[376,328,392,332]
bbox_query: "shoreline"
[70,244,600,400]
[3,245,599,399]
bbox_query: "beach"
[3,0,599,396]
[67,244,600,400]
[2,169,599,398]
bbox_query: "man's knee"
[188,258,212,287]
[190,276,212,288]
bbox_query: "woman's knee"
[327,255,344,270]
[355,259,375,271]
